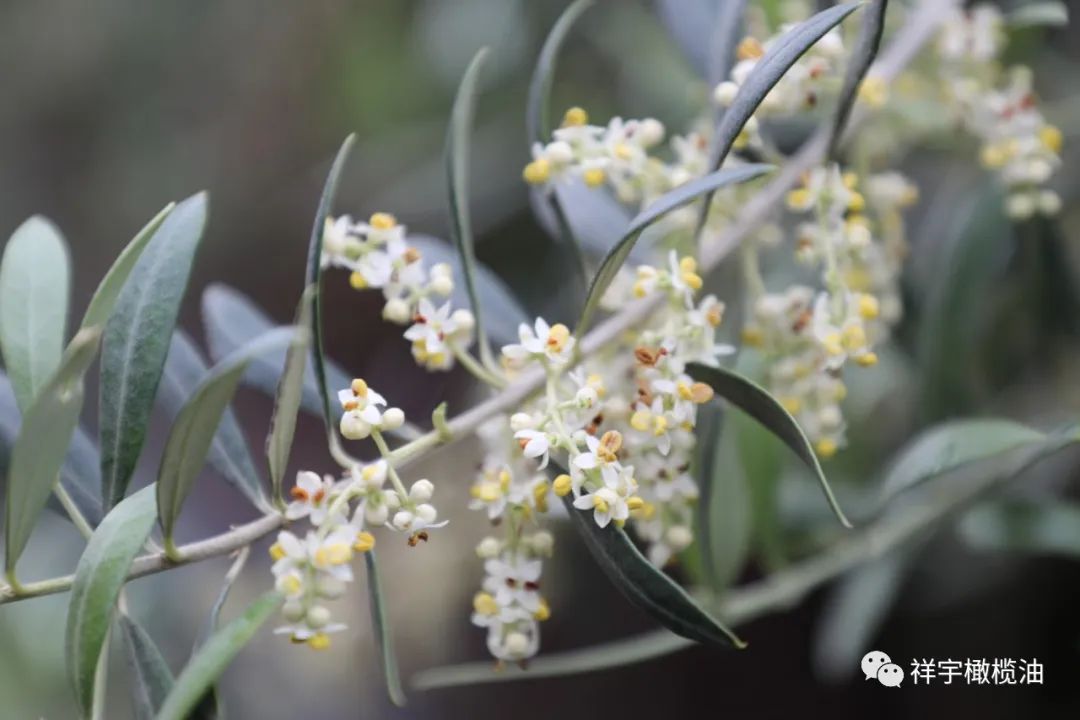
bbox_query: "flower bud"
[365,502,389,527]
[385,491,402,511]
[505,632,530,657]
[383,298,411,324]
[575,386,598,408]
[340,413,371,440]
[450,309,476,333]
[638,118,665,148]
[530,530,555,556]
[665,525,693,552]
[1039,190,1062,215]
[307,605,331,629]
[381,407,405,430]
[476,536,501,558]
[510,413,535,432]
[392,510,415,531]
[430,262,452,279]
[316,576,347,599]
[409,479,435,503]
[545,140,573,165]
[1006,192,1036,220]
[430,274,454,296]
[416,503,438,524]
[282,600,305,622]
[713,81,739,106]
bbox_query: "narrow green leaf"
[705,3,861,172]
[698,410,752,593]
[827,0,888,158]
[1008,2,1068,27]
[878,418,1046,503]
[365,550,406,707]
[5,327,102,573]
[687,361,851,528]
[706,0,749,86]
[267,290,313,507]
[561,493,744,648]
[161,330,267,511]
[576,164,773,337]
[961,501,1080,557]
[305,136,357,436]
[100,192,208,509]
[447,48,497,369]
[157,328,297,544]
[81,203,175,330]
[527,0,593,144]
[733,402,785,569]
[119,614,175,720]
[0,215,71,413]
[201,284,351,420]
[66,485,158,718]
[156,592,284,720]
[414,628,690,690]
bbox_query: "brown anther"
[505,578,518,588]
[413,313,427,324]
[403,247,422,264]
[792,309,813,334]
[634,346,661,367]
[407,531,429,547]
[312,488,326,503]
[517,438,530,451]
[524,581,540,591]
[290,486,309,501]
[598,430,623,462]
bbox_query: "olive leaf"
[157,328,298,545]
[576,164,773,338]
[827,0,888,159]
[1008,2,1068,27]
[100,192,208,509]
[5,327,103,574]
[266,289,313,507]
[155,592,283,720]
[687,362,851,528]
[0,215,71,413]
[365,550,406,707]
[119,613,175,720]
[961,501,1080,557]
[696,406,752,593]
[447,48,497,368]
[66,484,158,718]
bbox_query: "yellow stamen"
[858,294,880,320]
[523,159,551,185]
[583,168,606,188]
[370,212,397,230]
[353,531,376,553]
[552,474,572,497]
[498,469,512,492]
[841,324,867,351]
[822,332,844,356]
[473,592,500,616]
[786,188,811,210]
[547,323,571,352]
[349,271,368,290]
[856,352,878,367]
[533,481,550,513]
[351,378,368,396]
[627,496,645,511]
[308,633,331,651]
[815,438,838,458]
[593,496,609,514]
[690,382,714,404]
[598,430,623,461]
[741,326,764,347]
[269,543,285,562]
[780,396,802,415]
[534,598,551,622]
[736,36,764,60]
[1040,125,1063,154]
[847,191,865,213]
[563,107,589,127]
[652,415,669,436]
[681,271,703,291]
[630,410,651,432]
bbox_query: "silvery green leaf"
[576,164,773,338]
[413,628,690,689]
[697,406,752,593]
[161,330,267,511]
[687,362,851,527]
[878,418,1046,504]
[100,192,208,509]
[1008,2,1068,27]
[66,484,158,718]
[365,551,406,706]
[5,327,102,574]
[201,284,350,420]
[657,0,747,85]
[81,203,175,330]
[531,180,638,261]
[0,372,102,527]
[119,614,174,720]
[156,592,283,720]
[560,491,744,648]
[827,0,888,158]
[266,290,312,507]
[407,235,528,345]
[0,215,70,413]
[305,136,356,436]
[961,501,1080,556]
[446,48,497,369]
[157,328,297,544]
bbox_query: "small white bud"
[818,405,842,429]
[638,118,665,148]
[476,536,501,559]
[1039,190,1062,215]
[505,632,530,657]
[365,502,389,527]
[665,525,693,552]
[1006,192,1036,220]
[385,491,402,510]
[392,510,415,531]
[383,298,411,324]
[450,309,475,333]
[743,115,759,135]
[510,413,535,432]
[340,413,371,440]
[848,223,872,249]
[575,386,599,408]
[416,503,438,524]
[316,576,347,599]
[409,479,435,503]
[430,262,453,279]
[430,274,454,296]
[545,140,573,165]
[713,81,739,106]
[306,605,331,629]
[1027,159,1053,184]
[571,429,588,446]
[381,407,405,431]
[282,600,305,622]
[530,530,555,556]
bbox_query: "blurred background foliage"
[2,0,1080,718]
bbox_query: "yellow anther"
[587,373,606,396]
[598,430,623,460]
[523,159,551,185]
[351,378,369,396]
[315,543,352,567]
[705,304,724,327]
[630,410,651,432]
[841,323,867,351]
[652,415,669,436]
[681,271,703,290]
[308,633,332,651]
[280,574,302,596]
[632,281,648,298]
[736,36,764,60]
[793,362,812,379]
[553,474,572,497]
[362,465,380,482]
[857,76,889,108]
[822,332,844,357]
[847,191,866,213]
[563,106,589,127]
[428,351,447,366]
[547,323,571,352]
[631,501,656,520]
[780,396,802,415]
[473,592,500,616]
[475,482,502,503]
[690,382,714,404]
[534,598,551,622]
[614,518,626,528]
[1040,125,1063,154]
[369,212,397,230]
[353,531,376,553]
[613,142,634,161]
[677,381,693,401]
[833,382,848,401]
[533,481,550,513]
[269,543,285,562]
[741,326,764,347]
[842,172,859,190]
[349,271,368,290]
[593,495,609,514]
[858,294,880,320]
[679,256,698,274]
[815,438,838,459]
[627,496,646,511]
[583,168,606,188]
[498,469,512,492]
[786,188,811,210]
[856,352,879,367]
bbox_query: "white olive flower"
[501,318,575,367]
[285,471,340,525]
[572,486,627,528]
[514,428,552,468]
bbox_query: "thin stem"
[53,485,94,540]
[372,430,410,500]
[448,339,507,388]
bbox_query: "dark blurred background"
[3,1,1080,718]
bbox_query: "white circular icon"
[861,650,892,681]
[877,662,905,687]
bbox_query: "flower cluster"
[270,378,446,648]
[323,213,476,370]
[937,5,1063,218]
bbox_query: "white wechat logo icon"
[861,650,905,687]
